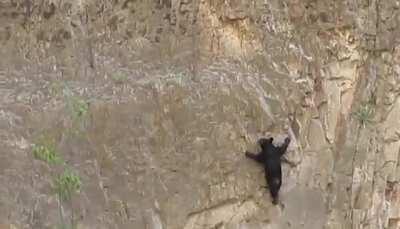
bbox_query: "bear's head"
[258,137,274,151]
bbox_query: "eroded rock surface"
[1,0,400,228]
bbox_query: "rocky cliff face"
[1,0,400,228]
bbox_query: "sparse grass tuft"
[111,72,128,84]
[69,96,89,120]
[63,85,89,121]
[353,102,374,128]
[64,91,90,136]
[33,143,62,164]
[54,169,82,202]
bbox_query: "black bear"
[245,136,291,205]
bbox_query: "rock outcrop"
[0,0,399,228]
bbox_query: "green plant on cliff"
[63,85,89,136]
[32,142,63,165]
[68,96,89,121]
[54,169,82,229]
[54,169,82,201]
[32,136,82,228]
[353,102,374,128]
[63,84,89,121]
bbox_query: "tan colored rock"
[1,0,400,228]
[0,225,17,229]
[183,200,258,229]
[307,119,328,151]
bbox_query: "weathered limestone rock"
[1,0,400,228]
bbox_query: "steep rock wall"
[0,0,400,228]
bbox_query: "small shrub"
[70,97,89,119]
[33,143,62,164]
[54,170,82,202]
[353,102,374,128]
[63,85,89,121]
[64,93,89,137]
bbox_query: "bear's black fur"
[245,136,290,205]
